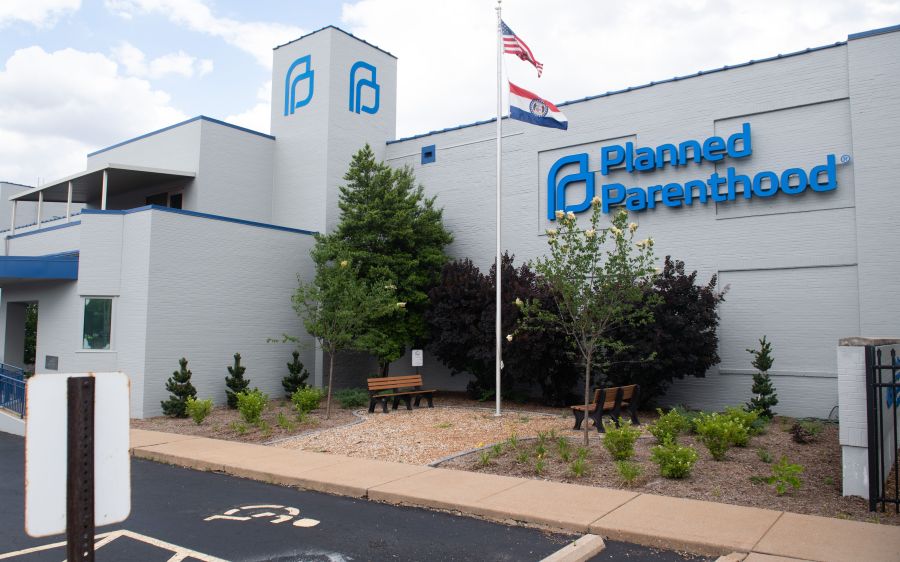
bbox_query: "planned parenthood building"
[1,24,898,420]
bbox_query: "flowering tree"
[291,258,402,419]
[517,200,657,445]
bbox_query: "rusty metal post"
[67,376,95,562]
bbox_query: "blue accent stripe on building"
[81,206,318,236]
[87,116,275,158]
[0,251,79,281]
[386,39,850,145]
[848,23,900,40]
[6,220,81,240]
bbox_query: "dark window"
[169,193,183,209]
[146,193,167,206]
[421,144,436,165]
[82,298,112,350]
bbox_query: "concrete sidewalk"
[130,429,900,561]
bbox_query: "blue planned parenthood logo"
[349,61,380,115]
[284,55,314,116]
[547,123,841,220]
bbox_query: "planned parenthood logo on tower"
[284,55,314,116]
[349,61,380,115]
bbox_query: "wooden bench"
[367,375,436,413]
[571,384,641,432]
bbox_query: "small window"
[421,144,436,165]
[146,193,168,206]
[169,193,183,209]
[82,298,112,350]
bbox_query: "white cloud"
[112,41,214,79]
[342,0,900,138]
[104,0,303,68]
[0,46,186,184]
[0,0,80,28]
[225,81,271,134]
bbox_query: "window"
[146,193,168,206]
[82,298,112,350]
[169,193,183,209]
[421,144,436,165]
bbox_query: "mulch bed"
[442,414,900,526]
[131,399,358,444]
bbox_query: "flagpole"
[494,0,503,418]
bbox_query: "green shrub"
[602,420,642,461]
[768,456,803,495]
[570,457,589,478]
[535,442,547,458]
[694,412,747,459]
[672,406,703,433]
[722,406,760,436]
[651,443,699,479]
[757,448,773,463]
[282,350,310,398]
[791,420,823,444]
[490,443,504,457]
[161,358,197,418]
[615,460,643,485]
[575,446,590,461]
[236,389,267,424]
[515,449,530,464]
[291,387,323,418]
[647,408,689,444]
[230,420,248,435]
[276,411,295,430]
[185,397,213,425]
[506,433,519,450]
[556,437,572,461]
[258,420,272,438]
[334,388,369,409]
[225,353,250,409]
[478,450,492,467]
[534,457,546,475]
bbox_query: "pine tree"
[161,358,197,418]
[282,350,310,398]
[225,352,250,408]
[746,336,778,418]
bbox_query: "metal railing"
[866,345,900,512]
[0,363,25,418]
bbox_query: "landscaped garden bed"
[131,399,357,444]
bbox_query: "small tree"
[161,358,197,418]
[518,202,657,445]
[292,257,402,419]
[282,350,310,398]
[747,336,778,418]
[225,353,250,409]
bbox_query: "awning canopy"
[0,252,78,286]
[8,164,195,203]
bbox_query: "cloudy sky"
[1,0,897,185]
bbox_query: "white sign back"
[411,349,423,367]
[25,372,131,537]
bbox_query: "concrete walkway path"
[131,429,900,561]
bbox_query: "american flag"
[501,20,543,77]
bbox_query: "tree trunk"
[583,351,592,447]
[325,352,335,420]
[381,361,390,377]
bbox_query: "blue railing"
[0,363,26,418]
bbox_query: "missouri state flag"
[508,82,568,130]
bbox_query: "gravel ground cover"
[443,416,900,526]
[132,399,357,444]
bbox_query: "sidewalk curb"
[540,534,605,562]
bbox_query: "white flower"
[514,297,523,307]
[384,283,397,290]
[396,302,406,308]
[506,334,513,342]
[628,222,638,233]
[339,260,349,268]
[654,267,662,274]
[555,210,565,220]
[585,228,596,238]
[566,211,576,220]
[591,195,601,206]
[609,226,621,236]
[545,228,557,236]
[636,238,653,248]
[618,209,628,218]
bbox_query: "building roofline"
[87,116,275,158]
[386,21,899,145]
[848,23,900,40]
[0,181,35,189]
[273,25,397,59]
[82,205,318,236]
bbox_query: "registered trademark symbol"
[840,154,851,164]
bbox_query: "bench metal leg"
[368,398,377,414]
[629,385,641,425]
[573,410,584,430]
[381,397,389,413]
[590,409,605,433]
[392,396,401,410]
[426,394,433,408]
[414,395,421,407]
[403,395,413,410]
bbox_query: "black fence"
[866,344,900,512]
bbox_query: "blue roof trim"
[848,23,900,40]
[7,220,81,240]
[387,39,849,145]
[0,251,79,281]
[274,25,397,59]
[87,116,275,158]
[82,206,318,236]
